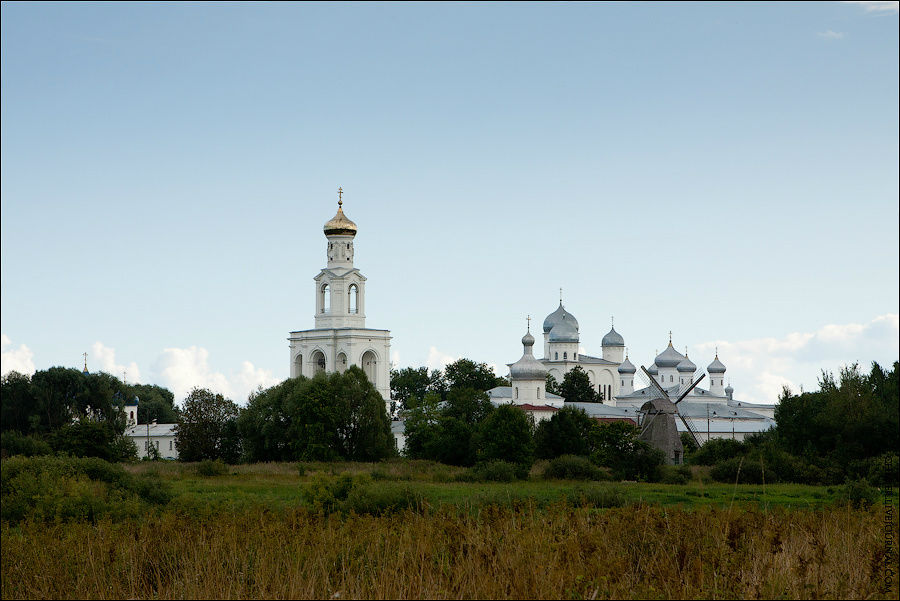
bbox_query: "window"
[169,441,173,451]
[321,284,330,313]
[537,387,541,399]
[348,284,358,314]
[129,411,134,421]
[563,352,568,360]
[155,441,159,449]
[555,352,558,360]
[670,375,673,382]
[515,387,519,399]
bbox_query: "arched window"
[574,353,577,360]
[321,284,330,313]
[563,352,568,360]
[537,387,541,399]
[295,354,303,378]
[348,284,358,314]
[312,351,326,374]
[337,352,348,373]
[515,387,519,399]
[670,375,674,382]
[362,351,377,386]
[129,411,134,421]
[555,352,558,360]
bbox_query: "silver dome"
[548,318,579,342]
[510,329,548,380]
[676,355,696,373]
[707,356,727,374]
[617,356,636,374]
[648,364,659,375]
[602,326,625,347]
[654,343,684,368]
[542,302,578,334]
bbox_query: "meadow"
[2,458,897,599]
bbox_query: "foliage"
[402,389,493,467]
[390,367,437,410]
[49,421,135,462]
[0,431,53,458]
[680,431,699,455]
[690,437,746,466]
[558,366,598,403]
[458,460,520,482]
[590,421,665,481]
[175,388,242,463]
[443,387,494,425]
[541,455,606,481]
[545,373,560,396]
[128,383,179,424]
[443,359,506,393]
[0,455,171,524]
[238,367,395,463]
[534,405,596,459]
[475,404,535,478]
[197,459,229,477]
[658,464,692,485]
[835,479,880,509]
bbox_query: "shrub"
[0,431,53,458]
[710,456,765,484]
[344,483,423,515]
[459,460,521,482]
[565,484,626,508]
[658,464,692,485]
[862,452,899,487]
[303,473,355,513]
[542,455,606,481]
[196,459,229,477]
[836,478,879,509]
[690,438,746,466]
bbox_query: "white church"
[287,192,392,409]
[490,303,776,442]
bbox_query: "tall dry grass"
[3,503,896,599]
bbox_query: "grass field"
[2,458,897,599]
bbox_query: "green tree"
[545,373,560,396]
[401,392,443,460]
[175,388,242,462]
[444,359,505,393]
[390,367,431,410]
[534,405,597,459]
[443,387,495,425]
[0,371,36,433]
[590,421,664,481]
[237,379,299,462]
[558,366,598,403]
[128,384,179,424]
[475,404,535,478]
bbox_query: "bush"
[690,438,746,466]
[565,484,626,508]
[196,459,229,477]
[458,460,521,482]
[836,479,880,509]
[710,456,766,484]
[0,455,172,524]
[861,452,899,487]
[303,473,355,513]
[658,464,692,485]
[542,455,606,481]
[344,483,423,515]
[0,431,53,458]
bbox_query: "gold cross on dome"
[83,352,88,369]
[338,186,343,207]
[526,315,531,331]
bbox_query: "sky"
[2,1,898,406]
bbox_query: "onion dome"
[602,326,625,347]
[323,198,357,236]
[648,364,658,376]
[654,342,685,368]
[676,353,696,373]
[548,317,579,343]
[618,356,636,374]
[510,327,548,381]
[542,302,578,334]
[724,383,734,395]
[707,354,727,374]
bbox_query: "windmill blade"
[675,409,703,448]
[674,373,707,405]
[639,408,661,436]
[640,366,670,402]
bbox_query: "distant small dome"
[618,356,636,374]
[602,327,625,347]
[648,364,658,376]
[542,302,578,334]
[548,318,579,343]
[707,356,727,374]
[676,355,696,373]
[725,383,734,394]
[654,343,684,368]
[510,328,548,381]
[323,201,357,236]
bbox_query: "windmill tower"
[636,365,705,464]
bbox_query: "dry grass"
[3,503,896,599]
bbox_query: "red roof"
[517,404,559,411]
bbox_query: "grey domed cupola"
[654,336,685,368]
[510,318,549,381]
[618,355,636,374]
[724,382,734,401]
[542,290,579,334]
[707,351,726,374]
[676,349,696,373]
[602,326,625,347]
[549,317,579,343]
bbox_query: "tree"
[390,367,432,410]
[559,366,598,403]
[128,384,179,424]
[175,388,241,462]
[444,359,505,393]
[443,387,495,425]
[475,404,535,477]
[534,405,597,459]
[545,373,560,396]
[590,421,664,481]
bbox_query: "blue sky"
[2,1,898,405]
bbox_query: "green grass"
[123,459,860,512]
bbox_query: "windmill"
[636,366,705,464]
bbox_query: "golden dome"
[323,195,357,236]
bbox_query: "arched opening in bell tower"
[321,284,330,313]
[348,284,358,314]
[312,350,326,374]
[362,351,377,386]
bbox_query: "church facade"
[287,195,392,408]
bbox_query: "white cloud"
[1,334,35,376]
[817,30,845,39]
[842,1,899,13]
[425,346,459,371]
[695,314,899,404]
[91,341,142,383]
[150,346,280,405]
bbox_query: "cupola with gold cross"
[323,187,358,237]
